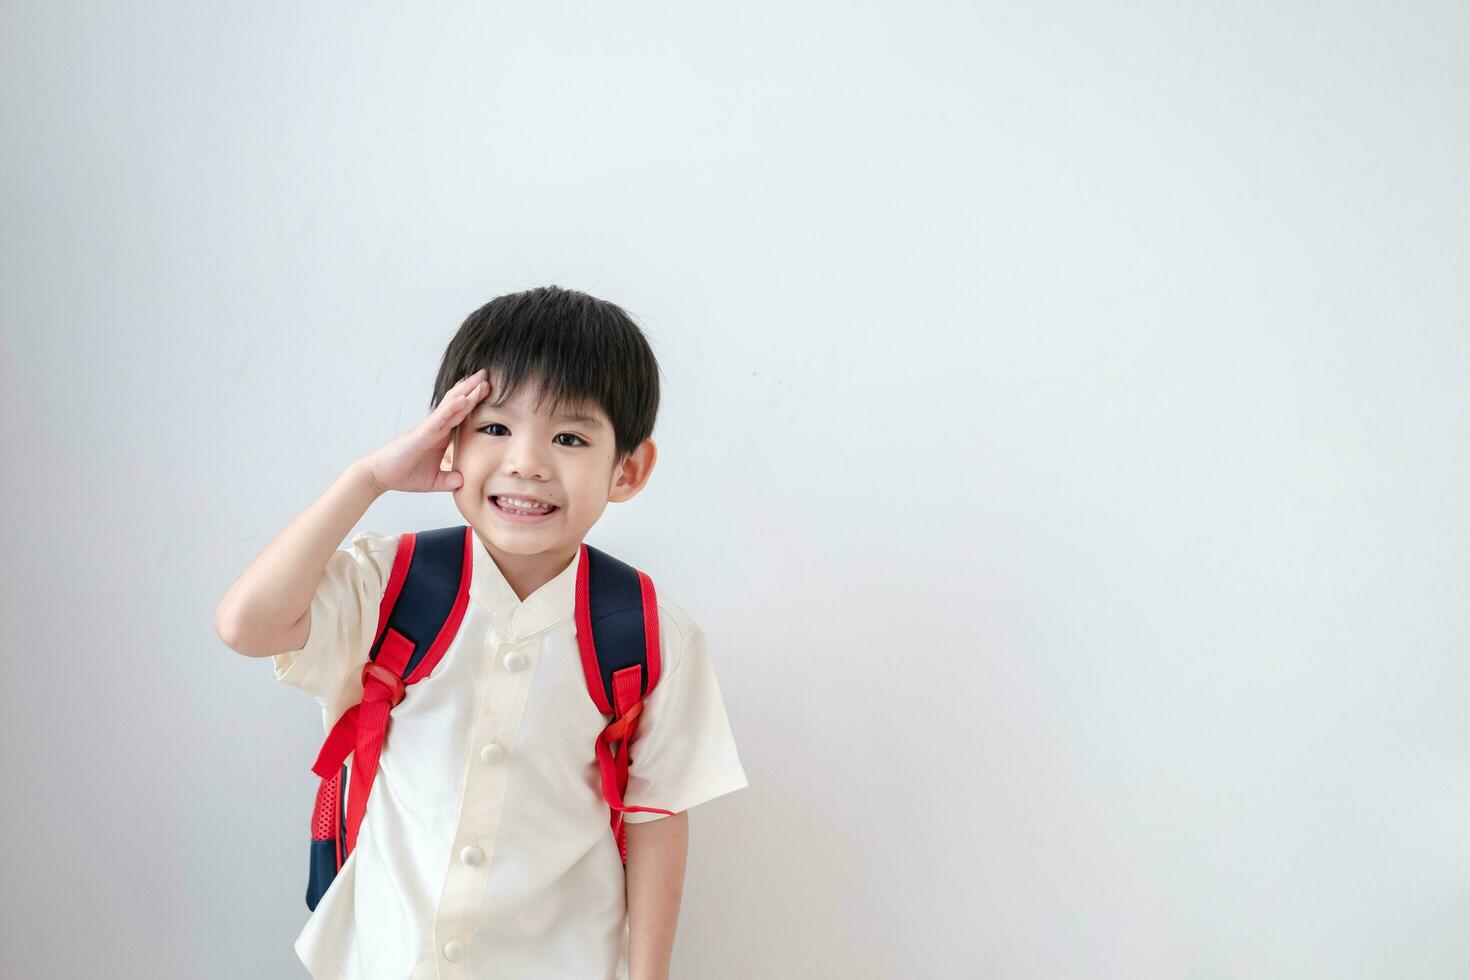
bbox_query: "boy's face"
[444,377,655,562]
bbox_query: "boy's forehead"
[474,382,608,426]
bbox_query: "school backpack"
[304,524,675,911]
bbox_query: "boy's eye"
[477,424,587,448]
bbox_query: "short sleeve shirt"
[270,529,749,980]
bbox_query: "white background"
[3,2,1466,977]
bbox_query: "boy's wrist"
[348,458,388,499]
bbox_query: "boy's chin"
[465,512,580,557]
[485,534,564,556]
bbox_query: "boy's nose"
[501,440,552,480]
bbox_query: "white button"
[502,650,527,672]
[461,844,484,866]
[480,742,505,764]
[442,939,463,962]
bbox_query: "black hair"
[430,285,661,461]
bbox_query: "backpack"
[304,524,675,911]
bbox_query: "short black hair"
[431,285,661,461]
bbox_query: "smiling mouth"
[489,495,560,520]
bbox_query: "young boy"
[215,285,749,980]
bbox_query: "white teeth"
[497,496,554,511]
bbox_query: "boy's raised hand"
[359,369,488,494]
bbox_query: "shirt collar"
[468,529,581,639]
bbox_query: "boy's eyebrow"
[475,401,606,428]
[552,412,606,428]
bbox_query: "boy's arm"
[213,460,384,658]
[624,810,689,980]
[214,367,490,659]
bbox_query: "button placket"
[434,628,541,966]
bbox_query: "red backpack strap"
[304,525,473,910]
[574,542,677,862]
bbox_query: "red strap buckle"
[361,661,406,707]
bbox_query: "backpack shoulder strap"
[304,525,472,909]
[574,542,678,861]
[370,525,474,684]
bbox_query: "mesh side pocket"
[311,769,341,841]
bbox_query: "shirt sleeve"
[621,604,750,823]
[270,530,400,709]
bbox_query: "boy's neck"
[482,536,579,603]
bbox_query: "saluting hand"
[358,369,489,495]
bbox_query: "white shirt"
[270,529,749,980]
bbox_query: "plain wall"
[2,1,1467,977]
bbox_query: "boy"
[214,285,749,980]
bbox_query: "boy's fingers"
[430,377,486,430]
[452,372,486,401]
[453,381,488,417]
[435,371,483,411]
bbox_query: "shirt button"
[480,742,505,764]
[460,844,484,866]
[442,939,463,962]
[502,650,527,672]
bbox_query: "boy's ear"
[608,438,656,503]
[442,434,455,471]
